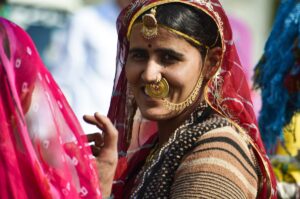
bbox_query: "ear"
[203,47,222,79]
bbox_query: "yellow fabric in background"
[277,113,300,156]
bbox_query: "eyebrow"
[128,48,147,55]
[128,47,184,58]
[155,48,184,59]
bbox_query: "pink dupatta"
[0,17,101,198]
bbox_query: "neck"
[157,98,202,147]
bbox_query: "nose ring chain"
[144,74,203,111]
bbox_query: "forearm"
[97,158,117,198]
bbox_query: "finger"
[80,133,102,145]
[83,115,104,130]
[86,133,104,147]
[94,113,118,149]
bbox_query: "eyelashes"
[160,53,181,65]
[129,51,148,61]
[128,52,182,66]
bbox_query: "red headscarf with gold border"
[108,1,277,198]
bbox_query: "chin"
[139,106,179,121]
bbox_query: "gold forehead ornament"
[138,7,211,49]
[141,7,158,39]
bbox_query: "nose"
[141,60,162,83]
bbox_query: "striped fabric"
[171,126,259,199]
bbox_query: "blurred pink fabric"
[0,17,101,199]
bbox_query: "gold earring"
[141,7,158,40]
[145,77,169,98]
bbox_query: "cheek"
[166,64,201,88]
[125,63,141,84]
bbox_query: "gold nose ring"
[145,77,169,98]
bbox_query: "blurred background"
[1,0,280,70]
[4,2,300,197]
[0,0,281,131]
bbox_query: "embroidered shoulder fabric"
[130,104,231,198]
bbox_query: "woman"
[85,0,277,198]
[0,18,101,198]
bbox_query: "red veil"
[0,18,101,198]
[109,0,277,198]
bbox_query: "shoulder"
[171,126,259,199]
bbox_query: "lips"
[141,86,147,95]
[139,86,161,104]
[142,86,153,99]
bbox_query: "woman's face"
[126,24,205,121]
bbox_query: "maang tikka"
[141,7,158,39]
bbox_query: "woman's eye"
[161,54,179,64]
[130,52,148,61]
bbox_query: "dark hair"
[137,3,221,56]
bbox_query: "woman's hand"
[83,113,118,198]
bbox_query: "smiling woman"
[84,0,277,198]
